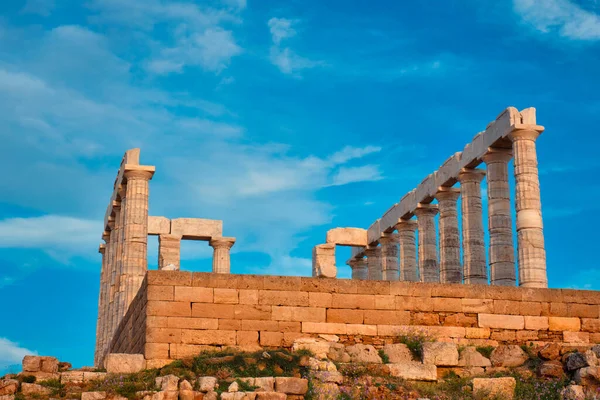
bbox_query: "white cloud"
[267,17,323,76]
[0,338,37,371]
[513,0,600,40]
[329,165,384,186]
[328,145,382,165]
[268,17,297,45]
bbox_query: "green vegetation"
[88,369,159,399]
[38,379,67,398]
[476,346,495,359]
[397,330,434,361]
[377,349,389,364]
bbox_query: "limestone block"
[472,377,516,400]
[104,354,146,374]
[0,380,18,396]
[254,377,274,392]
[170,218,223,240]
[380,204,401,233]
[327,343,350,363]
[538,361,564,378]
[367,219,381,245]
[415,173,437,203]
[22,356,58,373]
[574,366,600,386]
[307,357,338,372]
[0,395,14,400]
[275,377,308,394]
[156,375,179,391]
[255,393,285,400]
[549,317,581,331]
[148,216,171,235]
[326,228,367,247]
[387,362,437,381]
[228,381,239,392]
[383,344,413,363]
[478,314,524,330]
[311,371,343,384]
[561,385,585,400]
[204,392,218,400]
[81,392,107,400]
[61,371,84,384]
[350,246,365,258]
[345,344,382,364]
[539,343,561,360]
[483,107,513,148]
[21,371,60,382]
[21,383,51,396]
[565,352,593,371]
[459,132,485,169]
[457,347,491,367]
[83,372,107,383]
[422,342,458,366]
[434,153,461,188]
[197,377,217,392]
[179,391,206,400]
[399,190,417,217]
[490,345,528,367]
[312,244,336,278]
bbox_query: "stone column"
[395,219,418,282]
[94,243,106,367]
[414,204,439,283]
[312,244,336,278]
[364,246,382,280]
[210,237,236,274]
[509,127,547,288]
[158,234,182,270]
[106,218,118,343]
[116,186,127,320]
[483,148,516,286]
[122,167,154,312]
[434,188,462,283]
[100,231,110,362]
[380,235,399,281]
[458,168,488,285]
[347,257,368,280]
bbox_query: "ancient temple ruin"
[94,107,600,370]
[314,106,546,288]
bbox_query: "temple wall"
[110,271,600,367]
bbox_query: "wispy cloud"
[0,338,37,372]
[513,0,600,40]
[329,165,383,186]
[267,17,323,76]
[20,0,55,17]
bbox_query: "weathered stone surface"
[538,361,564,378]
[156,375,179,391]
[327,344,350,363]
[490,345,528,367]
[312,244,336,278]
[473,377,516,399]
[561,385,585,400]
[83,372,107,382]
[148,216,171,235]
[104,354,146,373]
[179,390,205,400]
[326,228,367,247]
[312,371,344,384]
[318,334,339,343]
[197,377,218,392]
[58,362,72,372]
[61,371,85,384]
[254,377,275,392]
[565,352,590,371]
[228,381,239,392]
[21,383,51,396]
[383,344,413,363]
[170,218,222,240]
[387,362,437,381]
[422,342,458,366]
[457,347,491,367]
[345,344,382,364]
[274,377,308,394]
[309,382,340,400]
[308,358,337,372]
[204,391,218,400]
[22,356,59,373]
[81,392,107,400]
[21,371,60,382]
[539,343,561,360]
[292,339,332,359]
[179,380,193,391]
[0,395,15,400]
[574,366,600,386]
[0,380,18,397]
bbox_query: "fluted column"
[458,168,487,285]
[100,231,110,363]
[510,127,547,288]
[210,237,236,273]
[395,219,418,282]
[347,257,368,280]
[434,188,462,283]
[106,218,118,344]
[122,167,154,312]
[380,235,399,281]
[158,234,182,270]
[364,246,382,280]
[414,204,439,283]
[116,187,127,320]
[483,148,516,286]
[94,243,106,366]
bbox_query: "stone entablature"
[108,271,600,368]
[314,107,548,289]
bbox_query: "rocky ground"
[2,335,600,399]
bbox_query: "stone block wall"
[109,271,600,366]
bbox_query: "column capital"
[117,184,127,199]
[364,246,379,256]
[434,187,460,201]
[111,200,121,211]
[159,233,183,242]
[124,165,155,181]
[379,233,398,245]
[210,237,236,250]
[395,219,417,232]
[482,147,512,164]
[458,168,486,183]
[347,257,365,268]
[414,203,439,217]
[107,219,115,230]
[102,231,110,242]
[99,244,106,254]
[509,125,544,142]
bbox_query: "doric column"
[379,234,399,281]
[100,231,110,363]
[395,219,418,282]
[210,237,236,273]
[509,127,547,288]
[116,187,127,320]
[94,243,106,367]
[158,234,182,270]
[347,257,368,280]
[414,204,439,283]
[483,148,516,286]
[364,246,382,280]
[122,167,154,312]
[434,188,462,283]
[106,218,118,344]
[458,168,488,285]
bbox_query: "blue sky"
[1,0,600,373]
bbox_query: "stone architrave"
[483,148,516,286]
[458,168,488,285]
[122,166,154,312]
[326,228,368,247]
[379,234,399,281]
[509,126,547,288]
[347,257,368,280]
[395,219,418,282]
[434,188,462,283]
[210,237,236,274]
[158,234,182,270]
[414,204,439,283]
[364,246,382,281]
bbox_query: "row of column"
[157,234,236,273]
[347,128,547,288]
[95,168,154,366]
